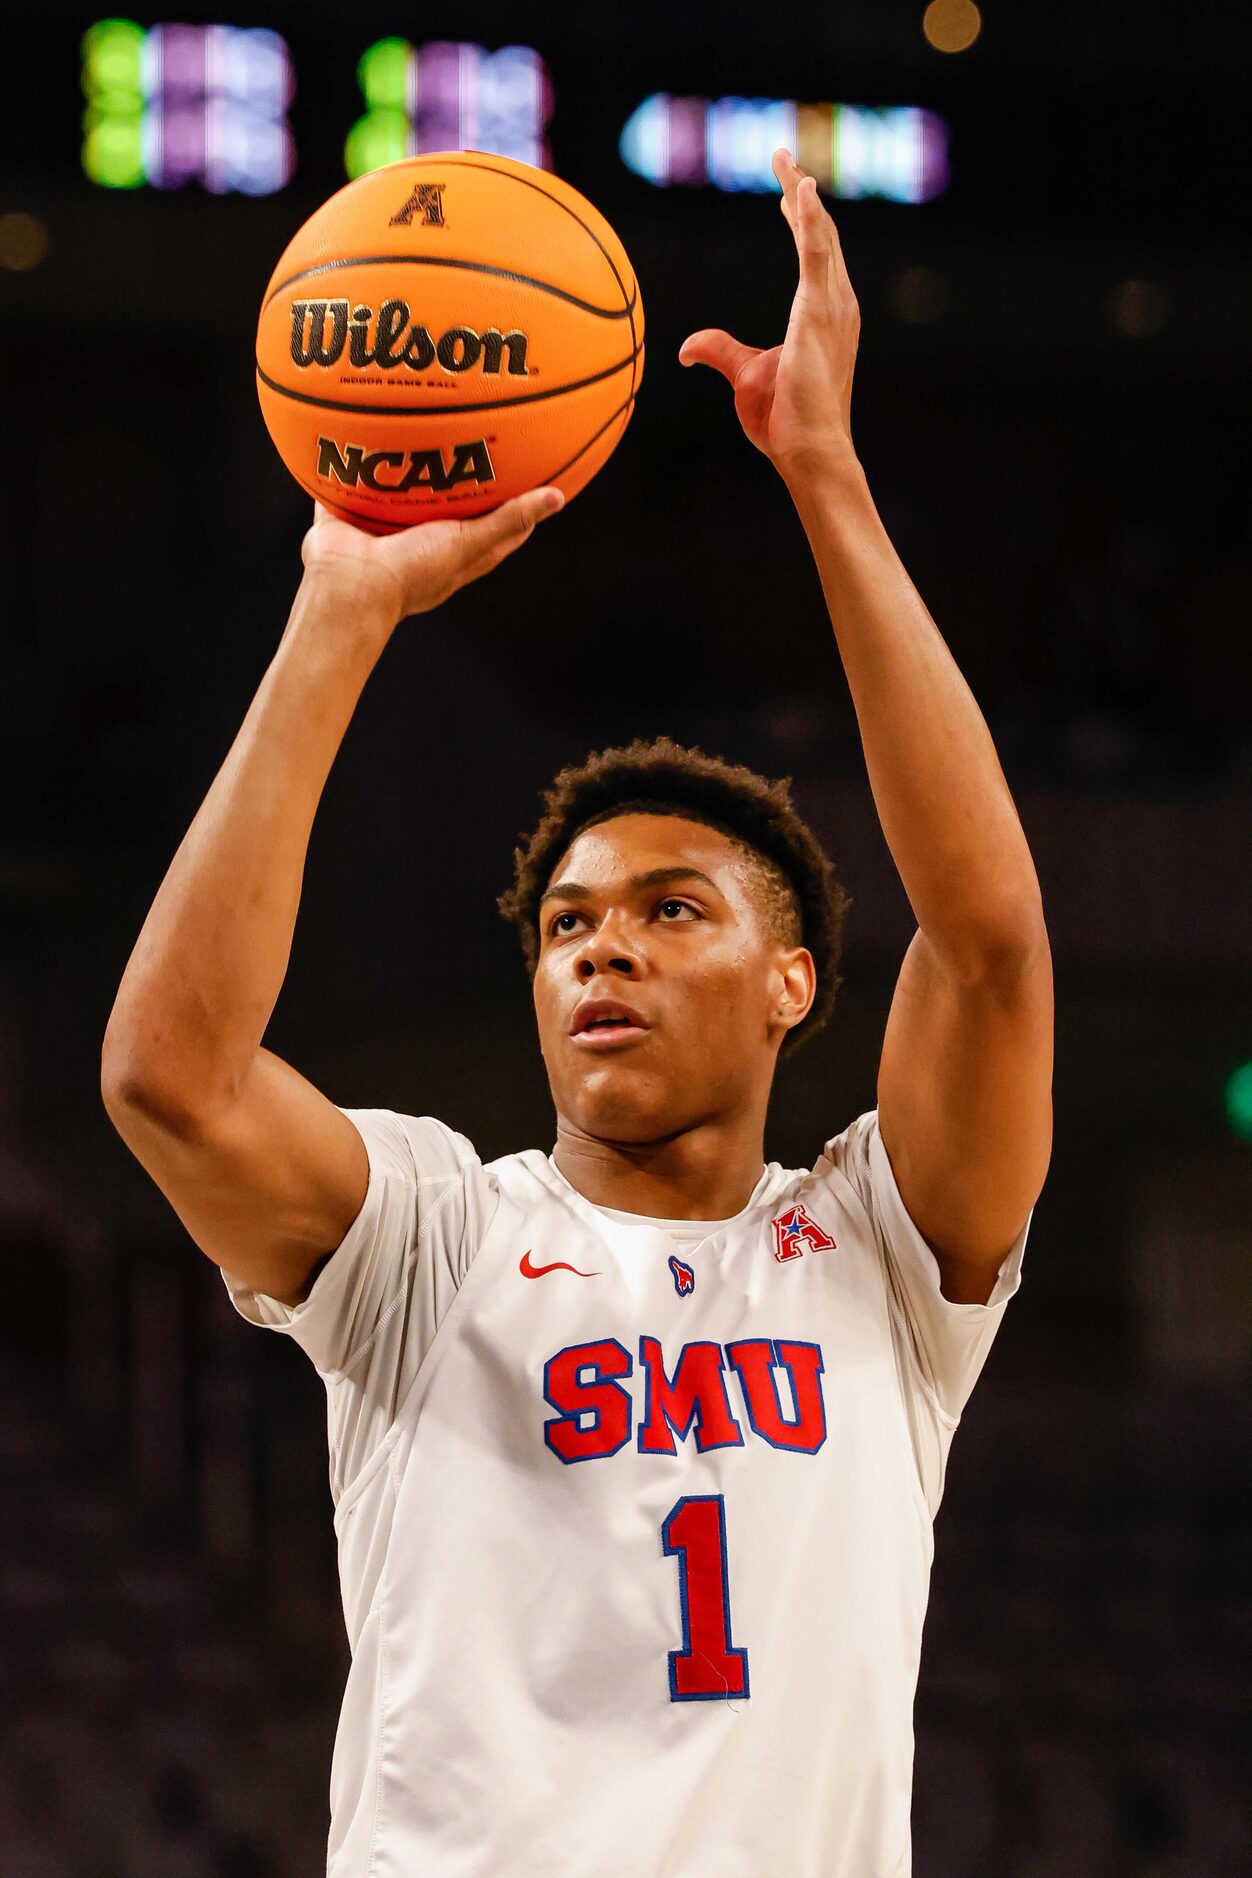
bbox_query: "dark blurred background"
[2,2,1249,1872]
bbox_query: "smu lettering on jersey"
[220,1108,1028,1878]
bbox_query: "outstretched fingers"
[773,153,825,278]
[774,149,855,304]
[773,147,804,234]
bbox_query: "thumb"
[678,329,762,384]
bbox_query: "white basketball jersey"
[221,1106,1027,1877]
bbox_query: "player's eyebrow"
[539,866,721,906]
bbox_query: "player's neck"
[551,1112,768,1222]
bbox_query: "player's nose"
[573,914,645,978]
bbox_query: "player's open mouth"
[571,1019,650,1048]
[570,999,651,1046]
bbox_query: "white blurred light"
[707,98,796,193]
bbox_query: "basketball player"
[102,151,1052,1875]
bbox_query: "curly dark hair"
[497,737,850,1057]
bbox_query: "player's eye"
[657,898,698,921]
[549,910,585,937]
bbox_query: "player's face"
[533,814,813,1143]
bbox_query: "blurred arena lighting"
[345,40,553,179]
[0,211,50,271]
[620,97,950,201]
[1107,278,1170,337]
[923,0,983,55]
[888,264,953,322]
[81,20,295,194]
[1224,1062,1252,1142]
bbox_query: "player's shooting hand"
[300,486,565,625]
[679,149,860,484]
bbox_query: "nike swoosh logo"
[519,1251,600,1280]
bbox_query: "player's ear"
[771,947,816,1036]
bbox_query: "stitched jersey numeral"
[661,1494,750,1702]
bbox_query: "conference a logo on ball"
[388,183,446,228]
[316,436,496,495]
[290,300,530,377]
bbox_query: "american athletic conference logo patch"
[669,1254,695,1296]
[771,1204,836,1264]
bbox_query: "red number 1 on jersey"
[661,1494,750,1701]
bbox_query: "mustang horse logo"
[668,1254,696,1297]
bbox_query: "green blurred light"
[82,112,145,188]
[82,19,146,103]
[82,21,146,186]
[345,109,410,180]
[358,38,411,112]
[1225,1061,1252,1142]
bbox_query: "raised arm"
[102,488,563,1306]
[680,150,1052,1304]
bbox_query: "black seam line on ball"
[539,393,636,485]
[429,155,641,369]
[262,254,637,321]
[400,154,636,326]
[255,351,638,416]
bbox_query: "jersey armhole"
[816,1143,957,1455]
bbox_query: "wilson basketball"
[255,152,644,531]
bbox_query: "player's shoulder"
[809,1108,915,1257]
[814,1108,878,1192]
[337,1121,597,1219]
[340,1106,490,1190]
[792,1108,883,1235]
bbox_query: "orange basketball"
[255,152,644,532]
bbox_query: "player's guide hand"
[679,148,860,483]
[300,484,565,626]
